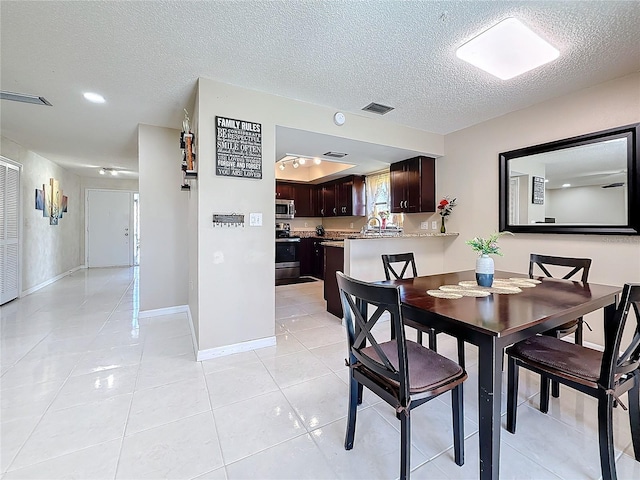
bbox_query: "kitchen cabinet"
[317,175,365,217]
[389,156,435,213]
[323,244,344,318]
[293,183,314,217]
[276,182,315,216]
[299,237,324,278]
[275,182,294,199]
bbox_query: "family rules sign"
[215,116,262,179]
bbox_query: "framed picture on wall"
[532,176,545,205]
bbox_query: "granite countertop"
[320,241,345,248]
[294,229,458,240]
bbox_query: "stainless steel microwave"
[275,199,295,219]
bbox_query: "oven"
[275,237,300,279]
[275,199,295,220]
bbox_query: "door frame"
[0,156,23,301]
[85,189,137,267]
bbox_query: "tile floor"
[1,267,638,479]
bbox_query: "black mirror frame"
[499,123,640,235]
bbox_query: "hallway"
[1,268,638,479]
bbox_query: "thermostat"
[333,112,345,126]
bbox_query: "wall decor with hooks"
[212,213,245,227]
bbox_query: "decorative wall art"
[215,116,262,179]
[34,178,68,225]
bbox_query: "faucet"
[366,216,382,234]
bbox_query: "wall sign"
[215,116,262,179]
[532,176,545,205]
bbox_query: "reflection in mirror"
[499,124,639,235]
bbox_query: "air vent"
[1,91,52,106]
[362,102,394,115]
[324,151,348,158]
[602,182,624,188]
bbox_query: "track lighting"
[99,167,118,176]
[277,154,322,170]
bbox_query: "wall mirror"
[499,123,639,235]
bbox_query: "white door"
[0,159,20,304]
[87,190,133,267]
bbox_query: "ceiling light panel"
[456,17,559,80]
[83,92,106,103]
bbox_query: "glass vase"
[476,254,494,287]
[440,217,446,233]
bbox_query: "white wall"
[1,136,82,292]
[546,185,627,224]
[194,77,444,353]
[439,72,640,344]
[138,124,188,312]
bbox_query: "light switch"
[249,213,262,226]
[432,221,438,230]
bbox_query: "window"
[366,170,390,219]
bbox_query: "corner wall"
[138,124,188,312]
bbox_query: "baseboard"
[582,340,604,351]
[196,336,277,362]
[21,265,85,297]
[138,305,189,318]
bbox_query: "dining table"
[382,270,621,480]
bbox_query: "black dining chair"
[506,283,640,480]
[337,271,467,480]
[382,253,466,368]
[529,253,592,397]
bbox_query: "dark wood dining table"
[382,270,621,480]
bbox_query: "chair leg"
[428,328,437,351]
[416,329,423,345]
[357,382,364,405]
[506,356,519,434]
[575,319,584,345]
[540,375,551,414]
[399,409,411,480]
[551,379,560,398]
[597,392,616,480]
[344,374,359,450]
[457,338,466,369]
[451,384,465,465]
[628,375,640,461]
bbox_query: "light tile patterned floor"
[1,267,638,479]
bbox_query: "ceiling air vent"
[362,102,394,115]
[602,182,624,188]
[324,151,348,159]
[1,91,52,106]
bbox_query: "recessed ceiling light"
[83,92,106,103]
[562,183,571,188]
[544,179,549,183]
[313,158,322,165]
[456,17,559,80]
[110,170,118,176]
[99,168,105,175]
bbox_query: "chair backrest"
[600,283,640,389]
[381,253,418,281]
[336,271,410,401]
[529,253,592,283]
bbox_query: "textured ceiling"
[1,1,639,179]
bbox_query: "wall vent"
[362,102,394,115]
[1,91,52,106]
[324,151,348,158]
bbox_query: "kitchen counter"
[320,241,344,248]
[294,230,458,240]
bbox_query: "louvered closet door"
[0,160,20,305]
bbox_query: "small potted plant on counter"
[465,231,513,287]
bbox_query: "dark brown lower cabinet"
[323,244,344,318]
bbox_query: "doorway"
[86,190,137,267]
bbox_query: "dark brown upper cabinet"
[390,156,436,213]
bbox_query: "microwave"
[275,199,295,219]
